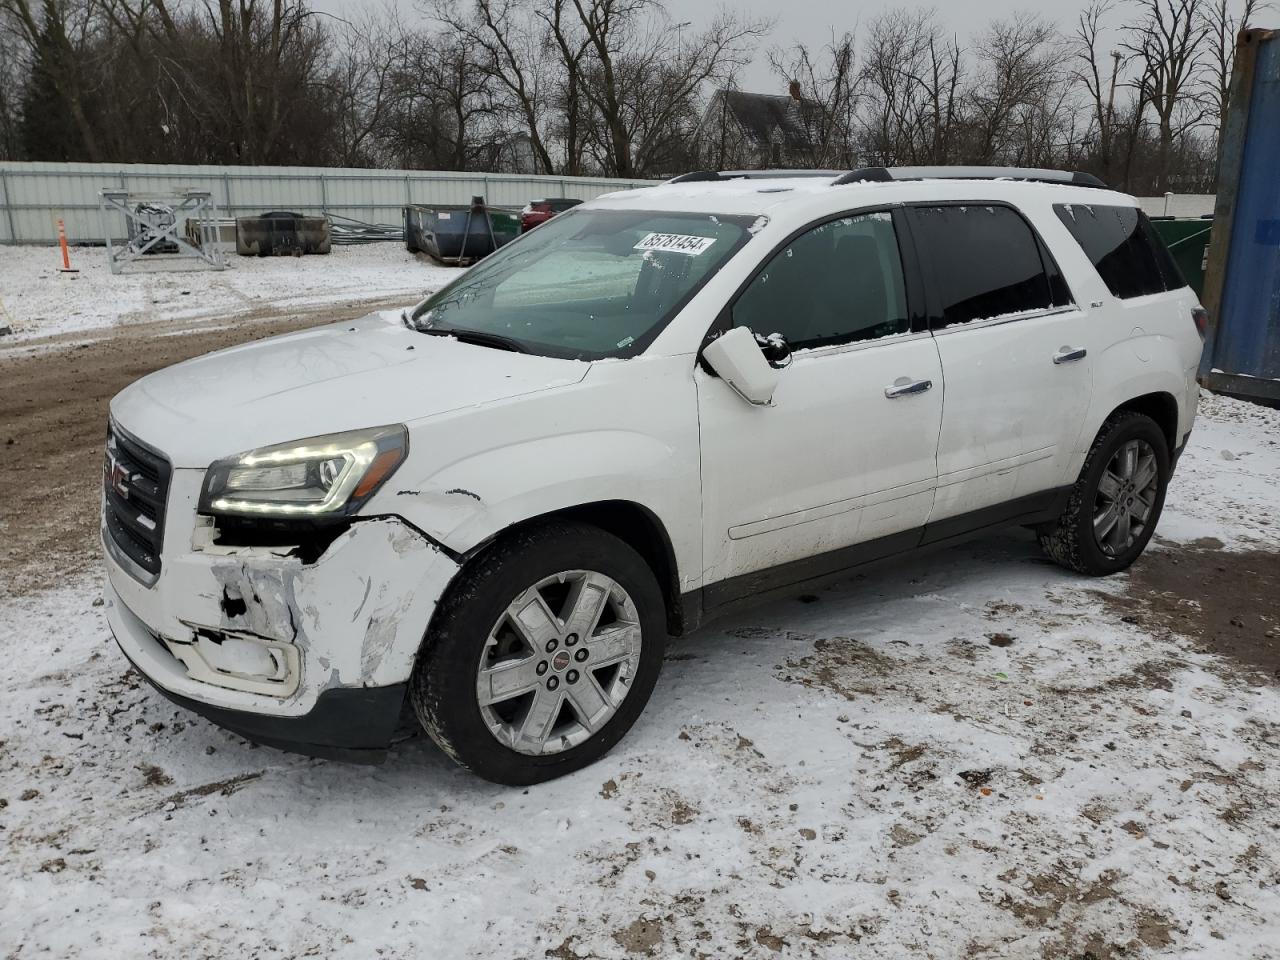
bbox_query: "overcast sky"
[312,0,1100,90]
[677,0,1082,88]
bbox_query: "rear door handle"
[885,377,933,398]
[1053,346,1087,364]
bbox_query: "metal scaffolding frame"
[100,189,226,274]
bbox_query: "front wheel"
[410,522,666,785]
[1039,411,1170,576]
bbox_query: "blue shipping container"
[1200,28,1280,402]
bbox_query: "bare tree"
[1009,68,1082,167]
[535,0,594,175]
[767,30,859,168]
[1073,1,1127,179]
[859,10,962,165]
[1200,0,1264,152]
[1121,0,1210,191]
[433,0,556,174]
[0,0,1237,188]
[628,12,765,175]
[382,28,503,170]
[914,26,964,164]
[965,14,1072,164]
[568,0,763,176]
[112,0,334,163]
[569,0,641,175]
[324,7,402,167]
[206,0,328,163]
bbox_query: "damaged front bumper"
[104,469,460,761]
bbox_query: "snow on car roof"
[586,175,1135,220]
[588,177,836,216]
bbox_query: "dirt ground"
[0,297,410,594]
[1102,539,1280,683]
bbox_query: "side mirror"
[754,331,793,369]
[702,326,782,405]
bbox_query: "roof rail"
[666,169,843,184]
[832,166,1109,188]
[721,169,845,179]
[666,170,723,183]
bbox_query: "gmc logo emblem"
[106,455,131,497]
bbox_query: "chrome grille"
[104,424,171,579]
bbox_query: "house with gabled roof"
[694,82,824,170]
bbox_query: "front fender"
[360,356,704,592]
[390,429,688,547]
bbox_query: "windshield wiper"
[415,326,528,353]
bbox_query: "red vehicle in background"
[519,197,583,232]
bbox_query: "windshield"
[408,208,757,359]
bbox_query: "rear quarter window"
[909,204,1070,328]
[1054,204,1187,299]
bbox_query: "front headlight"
[199,424,408,519]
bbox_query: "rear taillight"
[1191,305,1208,339]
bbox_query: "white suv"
[103,167,1205,784]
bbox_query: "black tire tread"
[1038,410,1168,575]
[409,520,664,785]
[407,527,549,774]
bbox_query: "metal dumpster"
[236,211,332,256]
[1200,28,1280,403]
[1148,216,1213,297]
[403,197,519,265]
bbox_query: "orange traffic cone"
[57,218,79,274]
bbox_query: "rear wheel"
[410,522,665,785]
[1038,411,1170,575]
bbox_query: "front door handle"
[1053,346,1087,364]
[885,377,933,399]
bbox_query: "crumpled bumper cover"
[120,636,410,762]
[104,499,460,760]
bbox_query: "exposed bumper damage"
[105,486,460,759]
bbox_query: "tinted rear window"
[910,205,1069,328]
[1054,204,1187,299]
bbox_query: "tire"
[410,521,666,785]
[1038,411,1170,576]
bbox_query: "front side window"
[1054,204,1187,299]
[409,209,754,359]
[732,211,910,350]
[910,204,1067,328]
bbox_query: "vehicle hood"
[110,313,590,467]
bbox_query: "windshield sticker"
[634,232,716,256]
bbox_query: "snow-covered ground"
[2,392,1278,960]
[0,243,457,342]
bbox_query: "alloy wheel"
[1093,438,1159,557]
[475,570,643,755]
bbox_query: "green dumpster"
[1148,216,1213,298]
